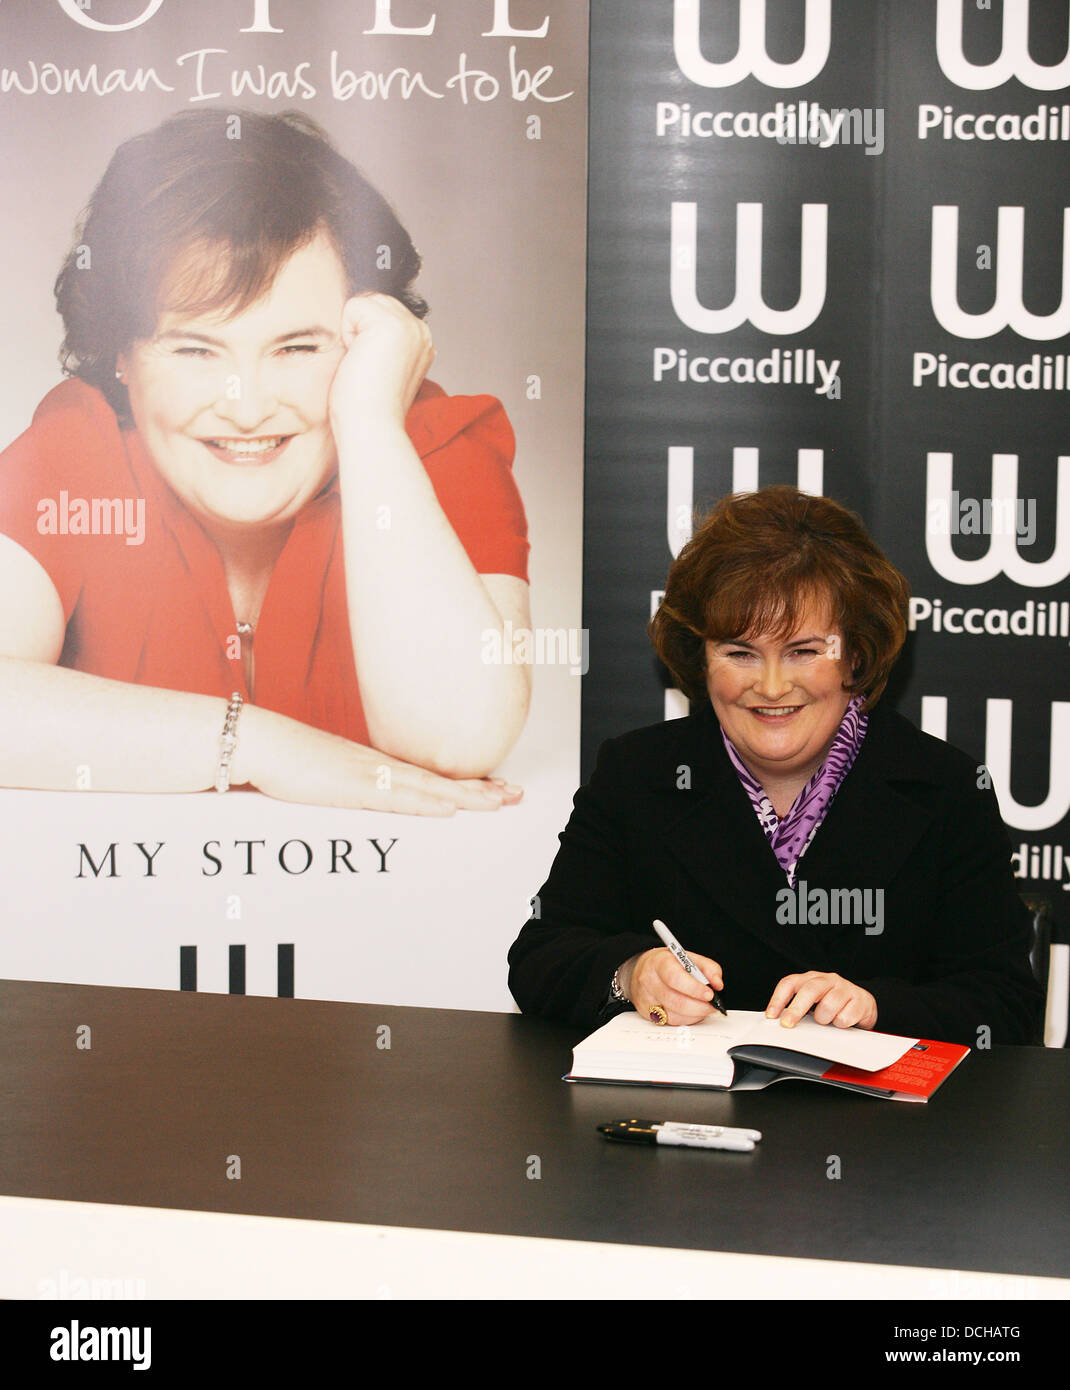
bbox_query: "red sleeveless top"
[0,377,529,744]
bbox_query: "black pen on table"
[652,918,727,1016]
[598,1120,760,1150]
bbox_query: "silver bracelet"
[610,966,630,1003]
[214,692,244,793]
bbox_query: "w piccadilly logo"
[666,446,823,556]
[670,202,828,334]
[660,202,838,396]
[673,0,831,88]
[921,698,1070,834]
[930,206,1070,340]
[936,0,1070,91]
[925,453,1070,587]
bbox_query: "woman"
[0,109,530,815]
[508,486,1042,1046]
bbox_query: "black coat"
[508,701,1044,1045]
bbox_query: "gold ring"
[648,1005,668,1026]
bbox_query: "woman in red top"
[0,110,530,814]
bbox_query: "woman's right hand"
[329,291,434,438]
[234,702,520,815]
[624,948,724,1026]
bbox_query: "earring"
[115,370,125,381]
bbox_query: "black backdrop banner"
[582,0,1070,962]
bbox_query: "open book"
[565,1010,970,1102]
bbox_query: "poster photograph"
[0,0,589,1009]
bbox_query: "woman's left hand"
[328,292,435,437]
[765,971,878,1030]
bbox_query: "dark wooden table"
[3,977,1069,1278]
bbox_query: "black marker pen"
[598,1120,761,1150]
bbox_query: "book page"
[575,1010,917,1073]
[727,1012,918,1070]
[576,1009,754,1058]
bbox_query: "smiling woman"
[117,235,352,538]
[0,109,531,813]
[508,486,1043,1047]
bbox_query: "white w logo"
[921,697,1070,832]
[936,0,1070,91]
[667,446,823,556]
[925,453,1070,587]
[671,202,828,334]
[674,0,831,88]
[931,206,1070,340]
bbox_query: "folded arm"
[330,294,531,779]
[0,534,516,814]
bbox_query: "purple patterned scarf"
[721,696,868,886]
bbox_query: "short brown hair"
[55,109,426,422]
[649,486,909,710]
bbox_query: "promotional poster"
[0,0,589,1008]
